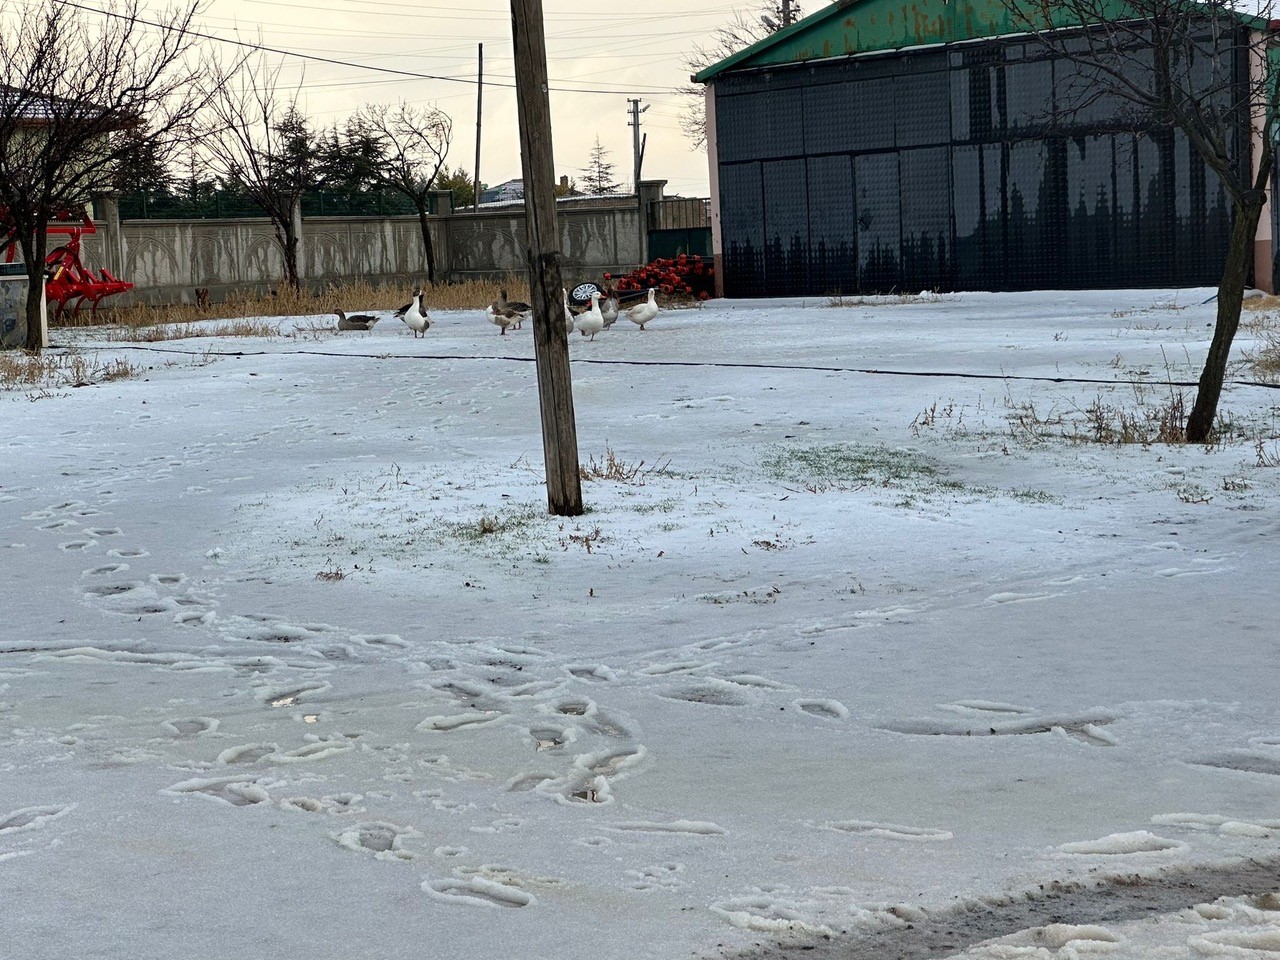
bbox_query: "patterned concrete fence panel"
[120,219,285,304]
[106,188,666,307]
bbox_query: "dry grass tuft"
[315,562,347,582]
[59,277,532,333]
[1243,294,1280,312]
[1239,308,1279,334]
[1080,392,1188,445]
[108,318,286,342]
[1243,328,1280,381]
[580,445,670,484]
[998,386,1226,447]
[827,291,944,308]
[0,349,140,391]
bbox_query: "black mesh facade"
[713,34,1245,296]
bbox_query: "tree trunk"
[1185,194,1266,443]
[21,223,48,353]
[417,205,436,285]
[280,222,302,293]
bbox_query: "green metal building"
[696,0,1274,297]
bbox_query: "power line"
[64,343,1280,393]
[52,0,683,96]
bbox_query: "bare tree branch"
[999,0,1280,440]
[0,0,215,348]
[199,53,313,292]
[353,101,452,284]
[677,3,797,150]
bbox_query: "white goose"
[622,287,659,331]
[396,290,431,338]
[576,292,605,341]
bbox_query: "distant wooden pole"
[510,0,584,517]
[473,43,483,213]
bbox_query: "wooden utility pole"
[473,43,483,213]
[510,0,584,516]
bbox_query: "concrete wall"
[91,191,657,306]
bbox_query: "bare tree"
[200,55,315,293]
[0,0,210,350]
[678,2,799,150]
[1005,0,1279,442]
[353,102,451,285]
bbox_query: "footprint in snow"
[506,772,555,792]
[608,820,727,836]
[255,681,332,706]
[823,819,952,841]
[416,713,506,733]
[987,591,1055,604]
[528,725,574,751]
[162,717,219,737]
[269,740,354,763]
[0,804,73,835]
[422,876,533,908]
[578,746,646,778]
[82,582,143,598]
[122,599,182,617]
[163,775,271,807]
[1054,831,1186,856]
[626,862,685,891]
[936,700,1032,716]
[567,664,617,683]
[215,743,277,766]
[794,698,850,720]
[1151,813,1280,837]
[334,822,416,861]
[661,681,748,707]
[83,563,128,576]
[639,661,711,677]
[1190,751,1280,778]
[879,708,1119,746]
[547,696,594,718]
[721,674,788,690]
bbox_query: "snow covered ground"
[2,290,1279,960]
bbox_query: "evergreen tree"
[435,165,477,209]
[580,136,620,194]
[316,117,384,192]
[113,130,171,197]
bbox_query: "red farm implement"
[0,206,133,320]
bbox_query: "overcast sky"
[191,0,766,198]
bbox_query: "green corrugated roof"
[693,0,1268,82]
